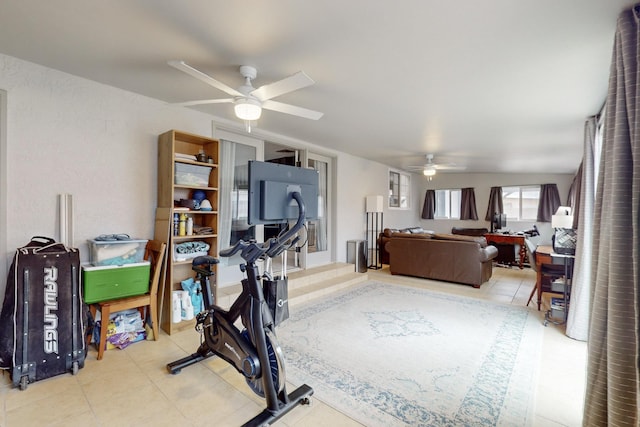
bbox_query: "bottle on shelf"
[173,213,179,236]
[180,291,194,320]
[179,213,187,236]
[172,291,182,324]
[186,216,193,236]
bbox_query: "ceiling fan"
[406,154,467,178]
[168,61,323,132]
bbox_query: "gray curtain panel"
[536,183,561,222]
[566,117,598,342]
[583,5,640,425]
[567,163,582,230]
[459,188,478,220]
[421,189,435,219]
[485,186,503,221]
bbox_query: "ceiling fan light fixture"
[423,167,436,177]
[234,97,262,121]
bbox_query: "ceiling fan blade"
[168,60,243,97]
[173,98,234,107]
[262,100,324,120]
[251,71,315,101]
[434,164,467,171]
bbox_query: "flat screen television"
[247,160,319,225]
[492,212,507,232]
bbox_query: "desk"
[484,233,526,269]
[534,245,574,311]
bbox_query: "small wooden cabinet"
[154,130,219,335]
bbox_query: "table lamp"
[552,206,573,229]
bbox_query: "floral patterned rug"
[276,281,541,426]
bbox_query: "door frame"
[299,150,334,268]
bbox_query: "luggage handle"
[31,236,56,245]
[27,237,70,254]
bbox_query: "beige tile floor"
[0,266,586,427]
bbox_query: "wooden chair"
[88,240,166,360]
[524,238,563,307]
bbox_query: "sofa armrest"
[480,245,499,262]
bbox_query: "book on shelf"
[175,153,197,161]
[551,297,566,310]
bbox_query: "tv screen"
[493,213,507,231]
[247,160,319,225]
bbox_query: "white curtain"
[218,140,235,263]
[566,116,600,340]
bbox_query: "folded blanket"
[175,241,210,254]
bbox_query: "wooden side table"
[484,233,526,269]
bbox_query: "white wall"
[0,53,577,298]
[0,54,216,297]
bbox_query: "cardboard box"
[82,262,150,303]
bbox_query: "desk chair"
[88,240,166,360]
[524,238,564,307]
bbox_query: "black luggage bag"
[0,237,86,390]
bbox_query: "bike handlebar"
[219,191,307,264]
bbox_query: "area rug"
[276,281,541,426]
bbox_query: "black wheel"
[301,397,311,405]
[19,376,28,391]
[242,329,284,398]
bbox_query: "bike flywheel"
[241,329,286,397]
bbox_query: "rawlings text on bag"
[0,237,86,390]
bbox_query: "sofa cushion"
[390,231,433,240]
[432,233,487,247]
[405,226,426,233]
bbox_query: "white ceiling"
[0,0,635,174]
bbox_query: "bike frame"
[167,191,313,426]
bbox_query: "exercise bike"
[166,191,313,426]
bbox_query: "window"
[435,189,461,219]
[389,170,410,208]
[502,186,540,221]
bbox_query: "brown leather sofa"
[385,232,498,288]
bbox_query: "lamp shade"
[366,195,384,213]
[551,206,573,228]
[234,98,262,121]
[423,167,436,177]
